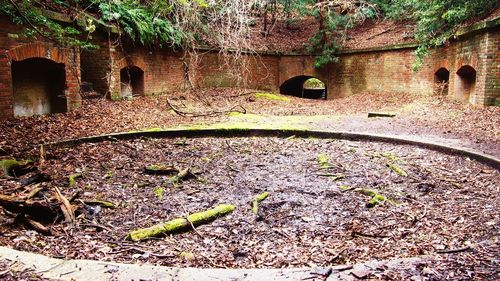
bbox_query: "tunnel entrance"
[280,76,327,100]
[434,68,449,95]
[120,66,144,97]
[11,58,66,117]
[455,65,476,102]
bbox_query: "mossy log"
[127,204,236,241]
[144,164,178,175]
[251,192,269,215]
[81,199,116,208]
[168,167,193,184]
[0,159,36,177]
[386,163,408,177]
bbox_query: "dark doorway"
[280,76,327,100]
[120,66,144,97]
[434,67,449,95]
[11,58,66,117]
[455,65,476,102]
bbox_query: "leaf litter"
[0,136,498,279]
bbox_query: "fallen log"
[0,159,36,177]
[127,204,236,241]
[367,112,396,118]
[144,164,178,175]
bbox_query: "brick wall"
[81,34,111,96]
[108,45,187,99]
[0,15,497,119]
[0,17,81,118]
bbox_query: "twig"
[166,98,246,118]
[437,247,471,254]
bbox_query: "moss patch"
[254,92,290,102]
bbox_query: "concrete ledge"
[44,128,500,169]
[0,246,429,281]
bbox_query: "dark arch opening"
[455,65,476,102]
[434,67,449,95]
[280,76,327,100]
[120,66,144,97]
[11,58,66,117]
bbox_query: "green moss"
[0,159,20,177]
[386,163,408,177]
[68,173,82,187]
[145,164,177,175]
[366,194,387,208]
[153,187,165,200]
[381,152,398,161]
[83,199,117,208]
[354,188,397,208]
[254,92,290,102]
[127,204,236,241]
[317,154,333,169]
[339,185,351,191]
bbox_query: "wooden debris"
[0,193,60,222]
[80,199,117,208]
[26,185,44,199]
[22,217,52,235]
[436,246,471,254]
[367,112,396,118]
[251,192,270,218]
[127,204,236,241]
[53,186,76,225]
[20,173,51,187]
[168,167,193,184]
[144,164,178,175]
[386,162,408,177]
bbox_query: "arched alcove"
[120,66,144,97]
[11,58,66,117]
[455,65,476,102]
[434,67,449,95]
[280,76,327,100]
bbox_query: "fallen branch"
[251,192,269,218]
[436,246,471,254]
[168,167,194,184]
[368,112,396,118]
[53,186,75,225]
[79,199,117,208]
[386,163,408,177]
[127,204,236,241]
[144,164,178,175]
[166,98,246,118]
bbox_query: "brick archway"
[454,65,476,102]
[116,56,146,72]
[8,43,68,64]
[280,75,327,100]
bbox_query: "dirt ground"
[0,88,498,156]
[0,89,499,279]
